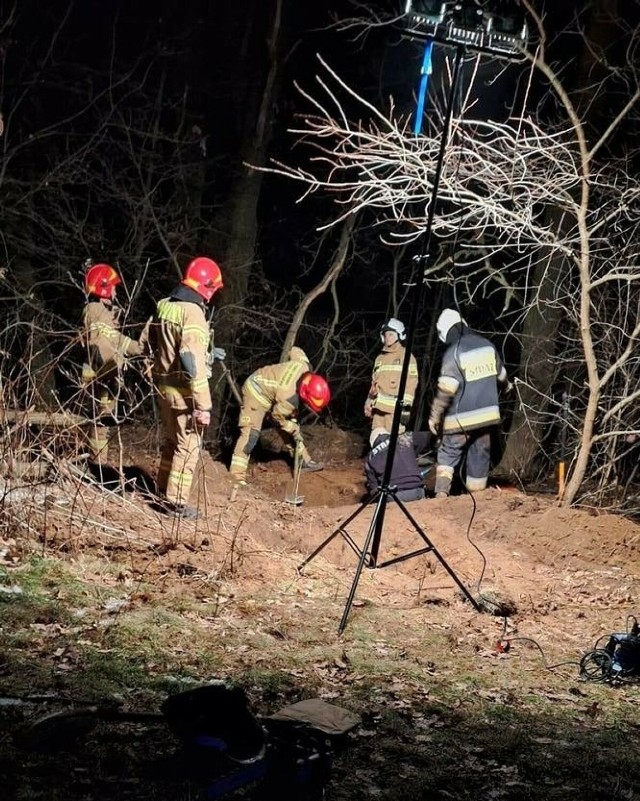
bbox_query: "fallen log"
[1,410,88,427]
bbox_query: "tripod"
[299,481,480,634]
[299,43,481,634]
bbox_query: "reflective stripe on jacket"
[370,342,418,413]
[152,297,211,411]
[438,330,506,433]
[243,350,310,434]
[82,300,142,375]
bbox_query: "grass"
[3,545,640,800]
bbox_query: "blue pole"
[413,40,433,136]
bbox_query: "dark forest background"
[0,0,638,508]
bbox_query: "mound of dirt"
[3,423,640,801]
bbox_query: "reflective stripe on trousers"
[436,429,493,494]
[157,397,203,506]
[83,389,115,462]
[230,389,311,480]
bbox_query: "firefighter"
[80,262,145,465]
[229,349,330,486]
[151,256,224,519]
[364,318,418,434]
[428,308,511,498]
[364,427,432,503]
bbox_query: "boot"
[434,466,453,498]
[301,460,324,472]
[173,504,199,520]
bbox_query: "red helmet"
[84,263,121,299]
[182,257,223,302]
[298,372,331,413]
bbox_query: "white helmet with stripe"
[380,318,406,343]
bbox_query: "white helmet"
[436,308,466,343]
[380,318,406,343]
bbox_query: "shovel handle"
[284,443,304,505]
[220,362,243,406]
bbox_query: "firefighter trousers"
[157,398,203,506]
[434,428,493,496]
[81,382,116,464]
[370,410,406,435]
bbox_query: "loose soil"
[2,423,640,800]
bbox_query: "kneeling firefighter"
[229,348,331,486]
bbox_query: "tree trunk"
[496,245,564,479]
[499,1,620,485]
[281,216,355,361]
[206,0,284,446]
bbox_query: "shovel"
[284,442,304,506]
[219,361,243,406]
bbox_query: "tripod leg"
[338,491,388,634]
[298,493,377,572]
[388,494,481,611]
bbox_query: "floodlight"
[450,3,483,29]
[404,0,447,24]
[402,0,528,57]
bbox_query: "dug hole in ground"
[2,423,640,800]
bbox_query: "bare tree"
[263,6,640,507]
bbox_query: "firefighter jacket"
[243,349,311,436]
[432,324,508,434]
[82,299,142,379]
[152,285,212,412]
[364,431,431,497]
[368,341,418,414]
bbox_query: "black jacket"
[437,324,507,433]
[364,431,431,496]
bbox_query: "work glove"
[400,408,411,427]
[81,363,96,384]
[502,379,514,395]
[280,420,302,443]
[428,392,450,437]
[364,398,374,418]
[211,347,226,362]
[193,409,211,427]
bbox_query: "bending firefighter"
[428,309,511,498]
[364,318,418,434]
[229,348,330,486]
[80,263,145,464]
[151,257,224,519]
